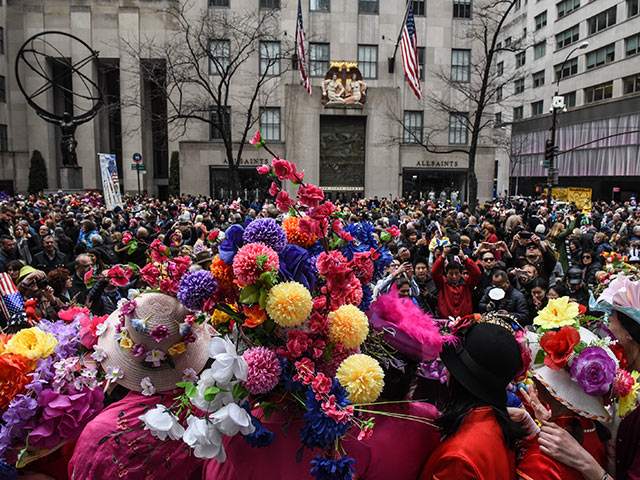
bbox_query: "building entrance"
[209,166,272,201]
[402,168,467,203]
[319,115,366,201]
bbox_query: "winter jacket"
[479,285,529,324]
[431,256,481,319]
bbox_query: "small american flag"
[296,0,311,95]
[0,272,23,319]
[401,4,422,100]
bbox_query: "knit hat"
[98,292,212,392]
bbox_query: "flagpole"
[389,1,412,73]
[293,0,300,69]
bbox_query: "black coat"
[479,285,529,324]
[31,250,68,274]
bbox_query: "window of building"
[0,125,7,152]
[556,25,580,49]
[260,107,281,141]
[449,112,469,144]
[260,0,280,8]
[0,76,5,103]
[496,41,502,49]
[309,43,330,77]
[497,61,504,76]
[626,33,640,56]
[209,0,229,6]
[586,43,615,70]
[628,0,639,17]
[588,6,617,35]
[555,57,578,81]
[417,47,425,80]
[557,0,580,18]
[505,37,512,46]
[495,112,502,125]
[497,85,503,101]
[260,41,281,76]
[531,100,544,116]
[623,73,640,94]
[515,0,522,10]
[584,81,613,103]
[453,0,471,18]
[532,70,545,88]
[358,45,378,79]
[515,51,526,67]
[535,11,548,30]
[209,40,230,75]
[563,91,577,107]
[359,0,379,13]
[403,111,423,143]
[513,106,523,120]
[451,49,471,82]
[412,0,426,16]
[310,0,330,11]
[209,106,231,140]
[534,41,546,59]
[0,27,4,55]
[514,77,525,93]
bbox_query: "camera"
[36,278,48,290]
[450,243,460,255]
[520,231,532,240]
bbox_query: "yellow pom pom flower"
[328,304,369,349]
[336,354,384,404]
[266,281,312,327]
[533,297,580,330]
[5,327,57,361]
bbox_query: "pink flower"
[78,314,109,349]
[122,232,133,244]
[108,265,132,287]
[358,424,374,441]
[339,231,354,242]
[232,243,279,285]
[321,395,354,424]
[150,325,170,343]
[308,312,328,334]
[249,130,263,148]
[272,158,297,181]
[385,225,401,237]
[298,184,325,208]
[332,219,343,234]
[311,372,332,398]
[286,329,313,358]
[159,278,178,295]
[276,191,295,213]
[173,256,192,275]
[269,181,279,197]
[140,263,159,287]
[299,217,325,238]
[131,343,148,357]
[256,164,270,175]
[150,239,168,263]
[58,306,90,323]
[83,270,94,285]
[207,230,220,242]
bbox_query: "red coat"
[420,407,516,480]
[432,256,481,319]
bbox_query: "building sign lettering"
[415,160,459,168]
[223,157,270,166]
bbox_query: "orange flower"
[242,304,267,328]
[0,353,33,409]
[282,216,317,248]
[210,254,236,290]
[0,333,12,354]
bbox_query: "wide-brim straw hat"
[526,327,616,423]
[98,292,211,392]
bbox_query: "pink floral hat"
[97,292,212,393]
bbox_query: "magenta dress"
[68,391,204,480]
[204,402,440,480]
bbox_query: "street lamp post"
[546,40,589,210]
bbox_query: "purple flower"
[177,270,218,311]
[219,224,245,265]
[243,218,287,253]
[570,346,617,396]
[131,343,148,357]
[150,325,170,343]
[279,244,315,290]
[121,299,137,316]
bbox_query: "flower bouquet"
[0,307,109,467]
[134,133,438,478]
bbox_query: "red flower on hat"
[540,326,580,370]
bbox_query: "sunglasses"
[482,257,495,261]
[582,255,591,259]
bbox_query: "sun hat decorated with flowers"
[527,296,640,421]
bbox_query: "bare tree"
[122,0,293,197]
[388,0,529,212]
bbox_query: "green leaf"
[380,231,391,243]
[288,206,297,216]
[232,382,248,399]
[203,386,221,402]
[574,340,587,355]
[258,287,268,310]
[534,349,546,365]
[176,381,198,398]
[258,401,279,421]
[127,241,139,255]
[258,271,276,288]
[127,262,139,272]
[239,284,261,304]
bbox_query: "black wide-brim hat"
[441,322,522,408]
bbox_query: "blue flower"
[0,461,17,480]
[243,218,287,253]
[373,246,393,279]
[358,285,373,312]
[279,244,316,291]
[219,224,245,265]
[300,379,351,449]
[308,241,324,257]
[241,403,274,448]
[340,241,368,261]
[280,358,304,393]
[344,221,377,248]
[310,455,356,480]
[130,318,147,333]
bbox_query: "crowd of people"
[0,183,639,480]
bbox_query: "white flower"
[95,322,108,337]
[191,369,236,412]
[145,349,166,367]
[139,406,185,441]
[212,403,255,437]
[91,345,107,362]
[206,336,248,383]
[105,366,124,384]
[182,368,198,383]
[183,415,226,461]
[141,377,156,396]
[127,289,141,300]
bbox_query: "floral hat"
[528,296,640,421]
[595,275,640,324]
[97,292,212,393]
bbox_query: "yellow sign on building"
[551,187,592,209]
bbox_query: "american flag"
[296,0,311,95]
[0,272,23,320]
[401,4,422,100]
[106,155,121,195]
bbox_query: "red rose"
[609,342,628,370]
[540,326,580,370]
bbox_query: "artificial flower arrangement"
[531,296,640,417]
[136,131,431,479]
[0,306,109,466]
[593,251,640,296]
